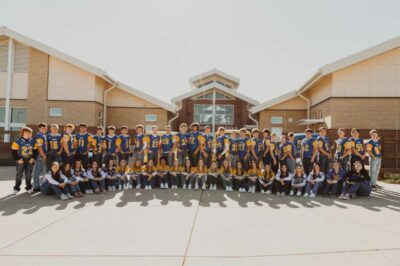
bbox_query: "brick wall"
[257,109,307,133]
[106,107,169,130]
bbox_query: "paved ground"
[0,166,399,266]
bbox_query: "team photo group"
[11,121,382,201]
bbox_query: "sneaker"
[303,193,309,198]
[289,190,294,196]
[165,184,169,189]
[148,186,152,190]
[119,185,123,190]
[85,190,90,195]
[266,190,271,195]
[107,186,112,191]
[67,193,74,199]
[296,191,302,197]
[128,184,133,189]
[202,184,206,190]
[194,184,199,190]
[213,184,217,191]
[13,189,18,195]
[145,185,149,190]
[60,194,69,200]
[280,192,285,196]
[188,184,192,190]
[343,193,350,200]
[309,193,316,198]
[183,184,187,190]
[251,187,255,193]
[338,193,345,199]
[261,189,265,194]
[160,183,165,189]
[248,188,253,193]
[136,184,141,190]
[27,188,34,194]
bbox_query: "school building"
[171,68,259,131]
[251,35,400,169]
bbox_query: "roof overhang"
[250,90,300,114]
[295,119,324,126]
[171,81,259,106]
[189,68,240,88]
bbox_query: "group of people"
[11,121,382,201]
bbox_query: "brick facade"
[257,109,307,133]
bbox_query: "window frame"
[49,107,63,117]
[193,103,234,125]
[271,116,283,125]
[145,114,157,122]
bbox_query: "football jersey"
[229,137,238,155]
[105,135,120,154]
[176,132,188,150]
[203,133,214,153]
[335,138,350,157]
[366,139,382,158]
[317,136,330,154]
[35,132,48,153]
[301,137,318,159]
[62,132,75,153]
[76,132,92,153]
[216,135,229,154]
[350,137,365,155]
[119,134,131,153]
[47,133,62,152]
[188,131,202,151]
[149,134,160,153]
[92,135,105,152]
[161,133,174,153]
[134,134,145,151]
[237,137,251,158]
[251,137,263,156]
[11,138,37,158]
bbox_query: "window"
[194,92,234,100]
[145,125,155,134]
[0,107,27,127]
[49,107,63,117]
[271,127,282,137]
[98,111,103,119]
[145,114,157,122]
[271,116,283,124]
[319,111,324,119]
[194,104,234,125]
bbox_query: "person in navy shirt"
[187,123,202,167]
[175,123,189,165]
[301,129,318,176]
[201,125,214,168]
[11,127,38,194]
[47,124,63,170]
[286,132,296,173]
[317,127,332,174]
[349,128,365,166]
[33,123,48,191]
[148,126,161,166]
[118,125,131,162]
[250,128,263,167]
[335,128,351,171]
[366,129,382,190]
[229,131,239,168]
[75,123,92,168]
[323,160,345,197]
[62,124,76,165]
[104,126,120,165]
[161,125,174,166]
[216,127,230,166]
[133,124,146,164]
[91,126,105,167]
[237,128,251,170]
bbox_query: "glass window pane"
[271,116,283,124]
[271,127,282,137]
[49,108,63,117]
[0,107,4,123]
[11,108,27,123]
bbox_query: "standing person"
[75,123,92,168]
[40,161,72,200]
[349,128,365,166]
[104,126,120,165]
[215,127,230,166]
[259,163,275,194]
[91,126,105,166]
[275,164,293,196]
[229,131,239,168]
[175,123,189,166]
[87,161,106,193]
[250,128,263,167]
[237,128,251,170]
[339,161,371,200]
[118,126,132,163]
[366,129,382,190]
[187,123,202,167]
[278,135,289,167]
[270,132,280,175]
[317,127,332,174]
[261,128,272,167]
[201,125,214,168]
[161,125,174,166]
[148,126,161,166]
[304,163,325,198]
[61,124,76,165]
[133,125,147,164]
[290,164,307,196]
[286,132,296,173]
[300,129,318,176]
[46,124,63,169]
[11,127,37,194]
[323,161,345,197]
[33,123,48,192]
[335,128,352,171]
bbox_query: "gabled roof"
[189,68,240,88]
[298,34,400,93]
[0,26,176,113]
[118,82,176,113]
[171,81,259,106]
[250,90,299,114]
[0,26,115,83]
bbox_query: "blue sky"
[0,0,399,103]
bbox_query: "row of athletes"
[11,122,382,194]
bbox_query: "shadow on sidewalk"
[0,185,399,216]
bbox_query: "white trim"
[297,34,400,94]
[250,90,299,114]
[189,68,240,87]
[145,114,157,122]
[49,107,63,117]
[117,82,176,113]
[171,81,259,106]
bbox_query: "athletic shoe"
[60,194,69,200]
[261,189,265,194]
[343,193,350,200]
[303,193,309,198]
[165,184,169,189]
[128,184,133,189]
[135,184,141,190]
[280,192,285,196]
[160,183,165,189]
[296,191,302,197]
[289,190,294,196]
[194,184,199,190]
[67,193,74,199]
[27,188,34,194]
[183,184,187,190]
[309,193,316,198]
[13,189,18,195]
[188,184,192,190]
[107,186,112,191]
[266,190,272,195]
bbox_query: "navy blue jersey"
[176,132,188,150]
[229,137,238,155]
[161,133,173,153]
[149,134,160,153]
[335,138,350,158]
[251,137,263,156]
[188,131,202,151]
[105,135,119,154]
[350,137,365,156]
[134,134,145,151]
[35,132,48,153]
[76,132,92,153]
[47,133,62,152]
[203,133,214,153]
[301,137,318,159]
[119,134,131,153]
[367,139,382,158]
[317,136,330,155]
[237,137,251,158]
[12,138,37,158]
[92,135,104,152]
[216,135,229,154]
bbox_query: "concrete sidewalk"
[0,167,399,266]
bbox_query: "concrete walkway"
[0,167,399,265]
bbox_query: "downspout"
[297,91,311,119]
[103,76,117,131]
[4,38,14,143]
[248,108,259,129]
[168,103,181,127]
